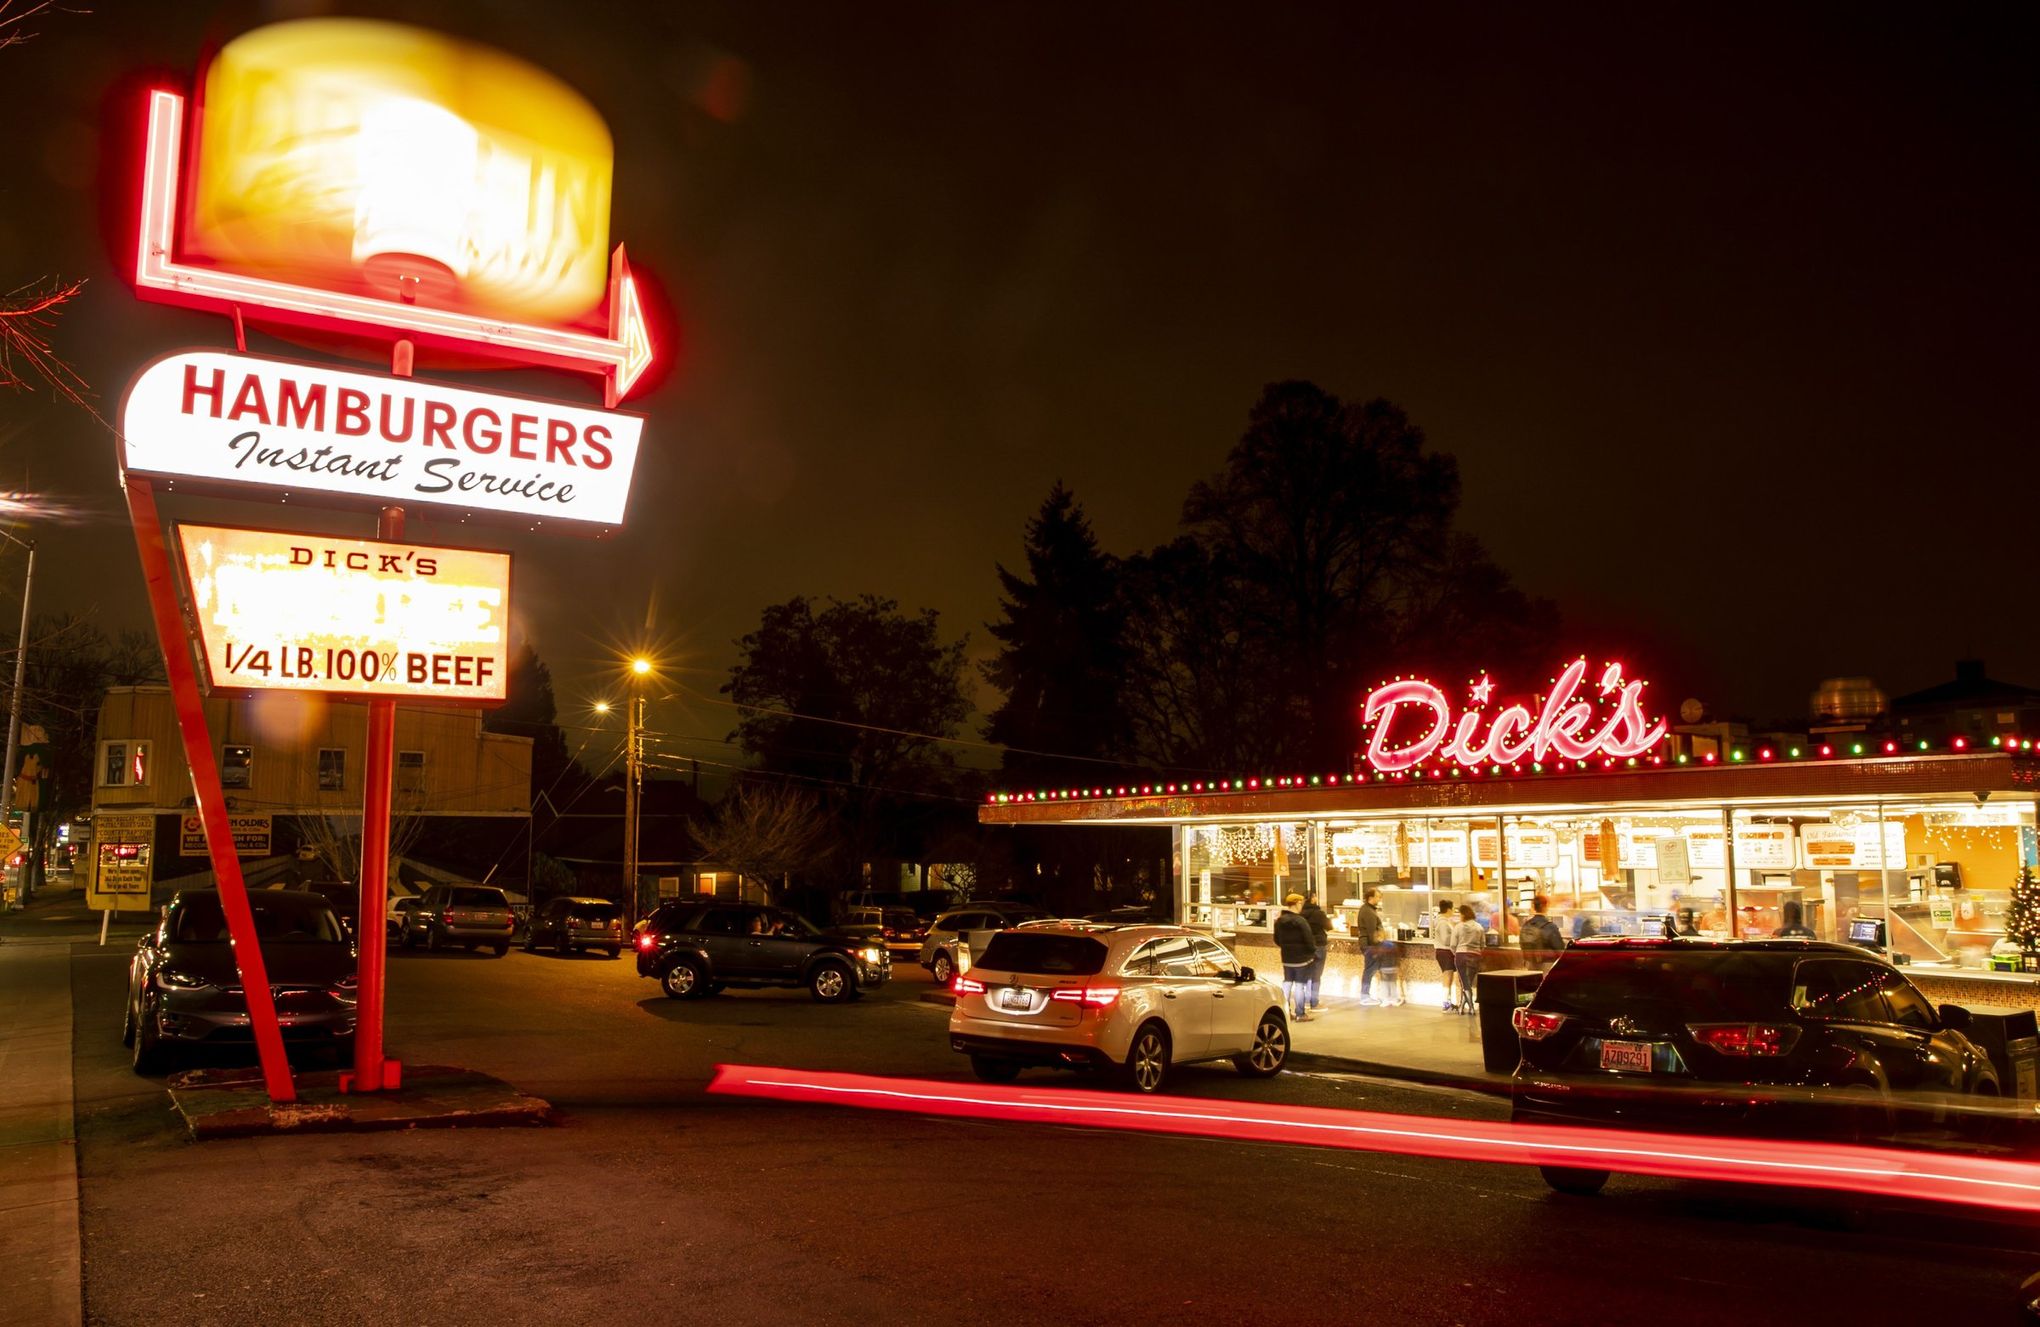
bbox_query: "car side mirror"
[1235,966,1255,983]
[1938,1003,1973,1033]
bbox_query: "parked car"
[1510,937,2004,1195]
[525,896,624,958]
[398,884,517,956]
[387,895,428,939]
[879,908,927,957]
[634,902,890,1002]
[125,889,357,1074]
[949,924,1290,1093]
[917,904,1052,984]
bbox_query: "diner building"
[981,729,2040,1015]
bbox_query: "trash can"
[1955,1005,2040,1099]
[1476,968,1546,1073]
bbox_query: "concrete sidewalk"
[0,939,82,1327]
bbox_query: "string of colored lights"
[707,1065,2040,1215]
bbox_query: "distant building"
[1888,660,2040,747]
[86,685,531,907]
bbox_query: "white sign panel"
[179,523,510,703]
[1329,826,1394,869]
[1655,836,1692,886]
[1734,825,1796,871]
[1410,830,1469,869]
[122,351,643,528]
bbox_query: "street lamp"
[0,526,34,901]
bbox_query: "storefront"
[981,663,2040,1013]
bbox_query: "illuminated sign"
[191,20,613,323]
[177,523,511,703]
[90,813,156,904]
[122,351,641,529]
[179,813,273,857]
[1362,659,1668,773]
[139,88,652,405]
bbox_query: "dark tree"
[981,482,1129,784]
[485,644,576,804]
[1122,381,1557,771]
[724,594,969,887]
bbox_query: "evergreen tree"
[2007,866,2040,953]
[981,483,1129,783]
[485,644,575,803]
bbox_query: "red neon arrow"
[134,91,653,408]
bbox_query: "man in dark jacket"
[1272,893,1317,1021]
[1355,887,1395,1004]
[1301,894,1331,1012]
[1519,894,1564,970]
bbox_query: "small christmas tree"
[2006,866,2040,955]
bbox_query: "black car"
[1511,937,2002,1194]
[125,889,358,1074]
[525,896,625,958]
[634,901,890,1003]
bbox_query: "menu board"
[1682,827,1727,869]
[1656,836,1693,886]
[1409,830,1470,869]
[1328,826,1394,868]
[1734,825,1796,870]
[1801,821,1907,869]
[1581,827,1657,870]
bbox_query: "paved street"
[23,923,2031,1326]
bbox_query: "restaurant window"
[317,748,346,791]
[220,744,252,790]
[397,750,426,796]
[98,740,149,788]
[1183,822,1306,933]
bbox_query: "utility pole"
[622,659,649,926]
[1,530,35,902]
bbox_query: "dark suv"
[634,902,890,1003]
[1511,938,2002,1194]
[525,896,624,958]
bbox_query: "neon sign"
[1361,659,1667,773]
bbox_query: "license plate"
[1600,1039,1652,1072]
[1000,987,1030,1011]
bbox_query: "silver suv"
[917,903,1049,984]
[949,924,1290,1093]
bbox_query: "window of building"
[318,748,346,791]
[221,745,252,790]
[397,750,426,796]
[98,740,150,788]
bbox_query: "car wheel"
[1122,1021,1171,1094]
[809,962,855,1003]
[400,927,416,950]
[1840,1081,1893,1146]
[493,943,509,957]
[1233,1011,1289,1078]
[121,991,136,1048]
[971,1055,1022,1084]
[606,947,621,959]
[1539,1166,1609,1196]
[930,951,954,986]
[661,959,704,1000]
[426,927,442,953]
[130,997,170,1076]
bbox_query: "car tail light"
[951,976,985,995]
[1512,1008,1568,1041]
[636,934,658,951]
[1688,1022,1801,1056]
[441,910,455,925]
[1049,985,1121,1009]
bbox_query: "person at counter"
[1433,899,1459,1010]
[1274,894,1318,1023]
[1519,895,1563,970]
[1355,888,1394,1006]
[1450,904,1486,1016]
[1776,900,1816,939]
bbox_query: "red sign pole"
[122,475,296,1103]
[349,504,404,1093]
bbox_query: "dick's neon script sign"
[1361,659,1668,773]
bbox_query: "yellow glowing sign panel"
[189,19,613,324]
[178,524,511,704]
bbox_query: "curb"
[167,1064,553,1140]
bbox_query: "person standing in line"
[1433,899,1459,1011]
[1273,893,1318,1023]
[1519,894,1565,971]
[1301,893,1331,1012]
[1452,903,1486,1015]
[1354,888,1392,1006]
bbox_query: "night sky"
[2,2,2034,766]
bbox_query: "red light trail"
[708,1065,2040,1215]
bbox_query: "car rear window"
[173,893,346,944]
[451,887,508,908]
[565,901,618,920]
[1535,949,1787,1022]
[976,932,1108,976]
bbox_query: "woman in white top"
[1450,904,1486,1015]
